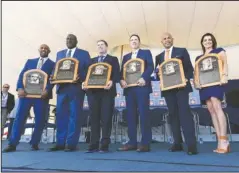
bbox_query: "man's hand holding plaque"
[120,80,128,89]
[18,89,26,98]
[104,80,113,90]
[137,78,146,86]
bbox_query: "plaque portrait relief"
[194,54,223,88]
[23,69,48,98]
[51,57,79,84]
[158,58,187,91]
[123,58,145,87]
[85,63,112,88]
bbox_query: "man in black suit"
[155,32,197,155]
[1,84,15,137]
[82,40,120,152]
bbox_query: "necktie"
[164,49,170,61]
[98,56,104,62]
[67,49,72,57]
[37,58,44,69]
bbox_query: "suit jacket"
[1,92,15,113]
[54,48,91,94]
[155,47,194,96]
[120,49,154,96]
[87,54,120,97]
[16,57,55,99]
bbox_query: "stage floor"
[2,141,239,172]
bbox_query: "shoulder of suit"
[107,54,117,59]
[57,49,66,54]
[173,47,187,51]
[76,48,89,54]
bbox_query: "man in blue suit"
[48,34,91,152]
[83,40,120,153]
[155,32,198,155]
[118,34,153,152]
[3,44,55,152]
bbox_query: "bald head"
[39,44,51,57]
[161,32,174,49]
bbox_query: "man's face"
[130,36,140,49]
[2,84,10,93]
[39,44,50,58]
[97,41,107,54]
[66,34,77,49]
[161,33,174,49]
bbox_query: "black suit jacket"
[87,54,120,97]
[1,92,15,113]
[155,47,194,97]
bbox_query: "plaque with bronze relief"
[123,58,145,87]
[85,63,112,88]
[51,57,79,84]
[158,58,187,91]
[194,53,223,88]
[23,69,48,98]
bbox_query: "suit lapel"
[41,58,50,71]
[72,48,78,58]
[171,47,176,58]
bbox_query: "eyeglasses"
[3,86,9,89]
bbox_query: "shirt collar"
[98,53,107,57]
[132,48,140,55]
[164,46,173,52]
[68,47,76,52]
[40,57,48,60]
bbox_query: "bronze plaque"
[51,57,79,84]
[158,58,187,91]
[85,63,112,88]
[123,58,145,87]
[23,69,48,98]
[194,54,223,88]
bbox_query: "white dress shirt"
[164,46,174,59]
[37,57,48,69]
[66,47,77,58]
[1,92,8,108]
[131,49,139,59]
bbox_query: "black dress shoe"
[3,145,16,153]
[47,145,65,152]
[86,144,99,153]
[168,144,183,152]
[187,146,198,155]
[99,144,109,153]
[31,145,39,151]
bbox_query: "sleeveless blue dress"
[195,48,225,105]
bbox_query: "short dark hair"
[200,33,217,53]
[97,39,108,47]
[130,34,141,42]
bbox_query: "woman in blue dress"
[195,33,229,153]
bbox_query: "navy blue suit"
[87,54,120,146]
[9,57,55,146]
[155,47,196,147]
[54,48,91,148]
[120,49,153,146]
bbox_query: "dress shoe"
[86,143,99,153]
[31,145,39,151]
[136,145,150,152]
[99,144,109,153]
[117,144,137,151]
[168,144,183,152]
[3,145,16,153]
[47,145,65,152]
[64,146,77,152]
[187,145,198,155]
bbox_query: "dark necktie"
[98,56,104,62]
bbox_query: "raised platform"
[2,141,239,172]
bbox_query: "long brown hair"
[200,33,217,53]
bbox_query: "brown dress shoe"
[117,144,137,151]
[31,145,39,151]
[136,145,150,152]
